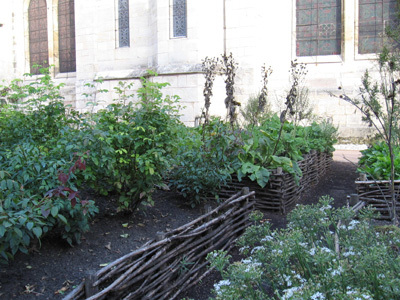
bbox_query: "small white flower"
[299,242,308,248]
[282,286,302,300]
[251,246,265,254]
[311,291,325,300]
[331,266,342,276]
[319,205,332,211]
[214,279,231,295]
[261,235,273,242]
[283,274,292,287]
[320,247,332,254]
[348,220,360,230]
[309,247,316,256]
[343,251,356,257]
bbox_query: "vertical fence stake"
[85,272,98,297]
[349,194,359,206]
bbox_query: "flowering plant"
[207,197,400,299]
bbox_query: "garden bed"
[218,151,332,214]
[355,179,400,220]
[63,189,255,300]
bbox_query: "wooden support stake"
[349,194,359,206]
[84,272,98,297]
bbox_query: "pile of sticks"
[219,151,333,214]
[356,179,400,220]
[63,188,255,300]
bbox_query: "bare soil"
[0,150,360,300]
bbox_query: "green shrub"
[78,72,182,211]
[237,116,337,187]
[0,157,97,263]
[169,118,240,207]
[240,93,272,127]
[208,197,400,300]
[358,141,400,180]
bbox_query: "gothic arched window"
[358,0,399,54]
[29,0,49,74]
[58,0,76,72]
[173,0,187,37]
[118,0,130,47]
[296,0,342,57]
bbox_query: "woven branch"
[218,151,333,214]
[63,189,255,300]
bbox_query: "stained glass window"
[58,0,76,73]
[359,0,398,54]
[118,0,130,47]
[173,0,187,37]
[296,0,342,57]
[29,0,49,74]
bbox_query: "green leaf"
[32,227,42,239]
[58,214,68,224]
[51,206,59,218]
[14,227,23,238]
[0,225,5,237]
[26,222,34,230]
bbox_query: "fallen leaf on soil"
[137,223,145,227]
[55,286,69,295]
[105,242,111,250]
[99,263,109,267]
[122,223,128,228]
[120,234,129,238]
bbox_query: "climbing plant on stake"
[201,56,220,125]
[222,53,240,126]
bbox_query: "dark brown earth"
[0,150,360,300]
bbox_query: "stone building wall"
[0,0,389,141]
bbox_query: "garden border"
[355,179,400,220]
[63,188,255,300]
[218,151,332,214]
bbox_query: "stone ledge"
[95,64,203,81]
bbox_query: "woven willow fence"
[355,179,400,220]
[63,188,255,300]
[218,151,332,214]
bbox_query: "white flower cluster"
[328,266,343,276]
[251,245,265,254]
[319,204,332,211]
[261,235,274,242]
[341,220,360,231]
[214,279,231,296]
[241,257,262,273]
[311,291,325,300]
[346,288,372,299]
[281,286,303,299]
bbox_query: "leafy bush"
[169,118,241,206]
[240,93,272,127]
[0,157,97,263]
[358,141,400,180]
[237,116,337,187]
[208,197,400,300]
[77,73,182,211]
